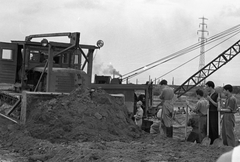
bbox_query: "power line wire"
[123,26,240,80]
[122,24,240,80]
[153,30,240,82]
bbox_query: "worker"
[217,144,240,162]
[205,81,218,144]
[158,79,174,138]
[186,113,200,143]
[132,93,138,120]
[138,94,146,116]
[134,101,144,128]
[220,84,237,147]
[186,89,208,142]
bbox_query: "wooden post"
[185,105,189,141]
[145,88,149,118]
[21,45,26,90]
[46,44,53,92]
[20,91,27,125]
[87,49,94,83]
[77,49,82,70]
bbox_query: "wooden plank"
[87,49,94,82]
[25,91,69,95]
[20,91,27,125]
[6,97,21,115]
[0,113,18,124]
[46,45,53,92]
[91,84,149,90]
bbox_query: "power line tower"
[197,17,209,85]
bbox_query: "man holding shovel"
[186,89,209,143]
[205,81,219,144]
[212,86,224,147]
[220,84,237,147]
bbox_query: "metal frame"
[174,39,240,98]
[17,32,99,92]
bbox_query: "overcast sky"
[1,0,240,86]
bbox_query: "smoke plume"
[103,65,122,77]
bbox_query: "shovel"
[212,93,224,147]
[201,107,211,146]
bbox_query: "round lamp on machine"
[96,40,104,48]
[41,39,48,46]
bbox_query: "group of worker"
[187,81,238,147]
[134,80,238,148]
[134,79,176,136]
[133,79,239,162]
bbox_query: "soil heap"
[25,86,142,143]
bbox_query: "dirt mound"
[25,86,142,143]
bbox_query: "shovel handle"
[207,107,209,137]
[185,106,189,140]
[218,110,221,137]
[217,94,221,137]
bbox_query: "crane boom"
[174,39,240,98]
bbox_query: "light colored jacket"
[134,107,143,127]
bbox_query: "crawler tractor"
[0,32,103,123]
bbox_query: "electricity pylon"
[197,17,209,86]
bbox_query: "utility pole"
[197,17,208,85]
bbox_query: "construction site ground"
[0,86,239,162]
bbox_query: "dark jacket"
[187,115,199,133]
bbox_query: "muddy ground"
[0,117,236,162]
[0,87,239,162]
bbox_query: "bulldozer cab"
[0,42,18,85]
[0,32,103,125]
[0,32,101,93]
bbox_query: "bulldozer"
[0,32,153,126]
[0,32,103,124]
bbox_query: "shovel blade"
[201,137,211,146]
[212,138,224,147]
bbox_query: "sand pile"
[25,86,142,143]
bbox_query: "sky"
[0,0,240,86]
